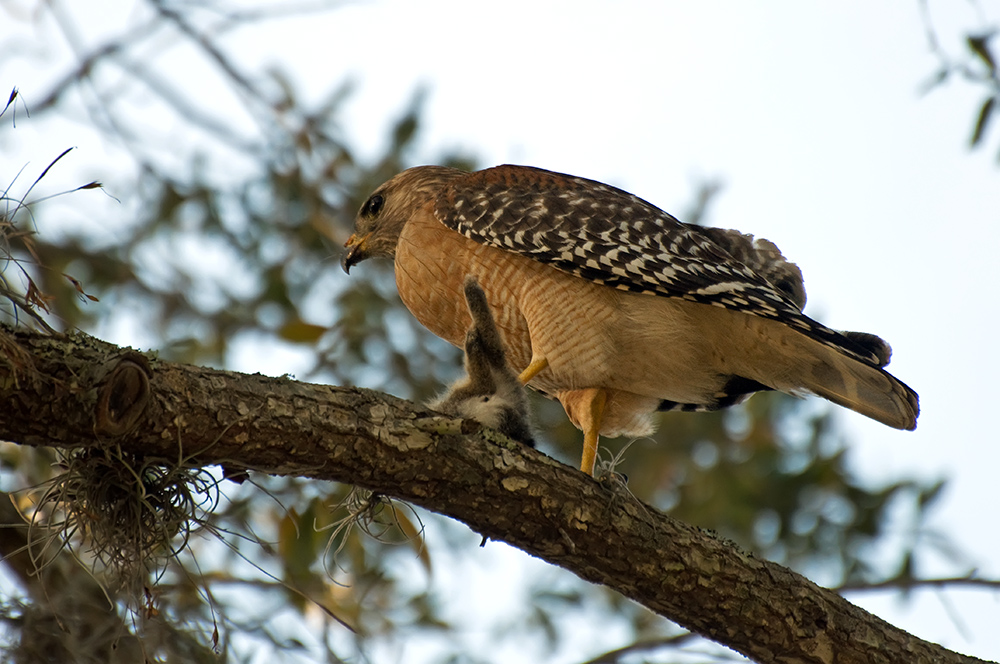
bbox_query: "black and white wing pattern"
[434,164,880,366]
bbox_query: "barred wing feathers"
[435,164,881,367]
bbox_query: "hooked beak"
[341,233,370,274]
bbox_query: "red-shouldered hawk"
[430,277,535,447]
[342,164,919,476]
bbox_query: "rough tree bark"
[0,325,991,664]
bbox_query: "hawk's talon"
[517,356,549,385]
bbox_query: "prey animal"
[431,277,535,446]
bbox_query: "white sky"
[2,1,999,662]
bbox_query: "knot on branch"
[95,351,152,436]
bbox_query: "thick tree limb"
[0,325,991,664]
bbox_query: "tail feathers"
[740,320,920,430]
[800,347,919,431]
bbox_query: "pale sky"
[2,1,999,661]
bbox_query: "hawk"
[342,164,918,475]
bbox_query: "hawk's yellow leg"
[578,388,607,476]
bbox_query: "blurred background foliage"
[0,2,993,663]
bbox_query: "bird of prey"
[342,164,918,475]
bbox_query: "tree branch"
[0,325,991,664]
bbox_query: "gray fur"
[431,278,535,446]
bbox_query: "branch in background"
[918,0,1000,157]
[31,0,350,174]
[838,574,1000,593]
[580,633,698,664]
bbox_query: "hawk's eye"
[361,194,384,218]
